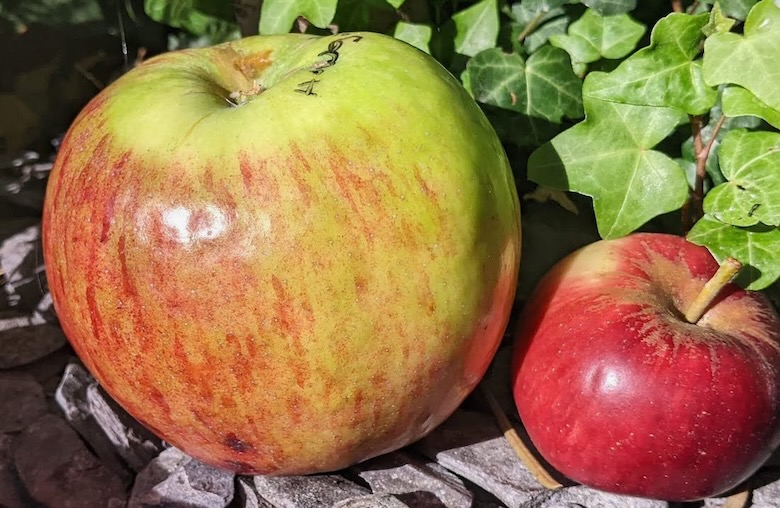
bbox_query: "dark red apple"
[512,233,780,501]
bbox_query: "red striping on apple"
[42,32,521,475]
[512,232,780,501]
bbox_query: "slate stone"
[254,473,370,508]
[13,413,127,508]
[542,485,667,507]
[0,322,66,368]
[129,447,234,508]
[235,477,275,508]
[0,372,47,433]
[56,362,163,478]
[0,221,51,313]
[416,409,553,508]
[0,433,31,508]
[332,494,410,507]
[354,450,473,507]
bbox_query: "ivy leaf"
[703,0,780,112]
[586,13,717,115]
[688,215,780,290]
[703,130,780,227]
[528,72,689,239]
[722,86,780,129]
[701,2,735,36]
[466,46,583,122]
[259,0,338,34]
[508,1,570,53]
[387,0,405,7]
[549,8,645,64]
[717,0,759,20]
[452,0,499,57]
[144,0,237,37]
[581,0,637,15]
[394,21,433,53]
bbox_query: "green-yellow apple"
[42,32,521,475]
[512,233,780,501]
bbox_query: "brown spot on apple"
[224,432,254,453]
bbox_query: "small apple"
[42,32,521,475]
[512,233,780,501]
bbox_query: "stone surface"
[235,477,275,508]
[57,362,163,478]
[0,220,51,314]
[542,485,667,507]
[13,413,127,508]
[416,409,552,508]
[355,450,473,507]
[0,433,31,508]
[0,372,47,432]
[129,447,234,508]
[332,494,410,507]
[0,322,66,368]
[254,474,370,508]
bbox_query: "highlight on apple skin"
[512,233,780,501]
[42,32,521,475]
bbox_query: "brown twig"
[671,0,684,13]
[480,386,563,490]
[687,1,701,14]
[684,114,726,230]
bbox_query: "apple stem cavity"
[480,385,563,490]
[684,256,743,325]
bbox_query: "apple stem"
[684,257,743,324]
[480,385,563,490]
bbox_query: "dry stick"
[671,0,684,13]
[684,257,743,324]
[480,386,563,490]
[684,114,727,231]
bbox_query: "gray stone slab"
[253,474,370,508]
[542,485,667,508]
[0,322,66,368]
[13,413,127,508]
[56,362,163,477]
[415,409,553,508]
[354,450,473,508]
[0,433,29,508]
[235,477,275,508]
[0,372,47,433]
[129,447,234,508]
[333,494,410,507]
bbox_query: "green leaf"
[581,0,637,15]
[722,85,780,129]
[394,21,433,53]
[508,1,570,53]
[701,2,736,36]
[466,46,583,122]
[586,12,717,115]
[688,215,780,290]
[452,0,499,57]
[1,0,103,26]
[145,0,238,37]
[549,8,645,64]
[528,72,689,239]
[259,0,338,34]
[703,0,780,112]
[703,130,780,227]
[387,0,406,7]
[718,0,759,20]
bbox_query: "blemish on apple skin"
[224,432,254,453]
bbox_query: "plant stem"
[686,114,726,230]
[684,257,742,324]
[517,12,545,45]
[671,0,683,13]
[480,386,563,490]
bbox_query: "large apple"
[42,32,521,475]
[512,233,780,501]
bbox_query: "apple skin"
[512,233,780,501]
[42,33,521,475]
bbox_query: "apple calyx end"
[228,79,265,107]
